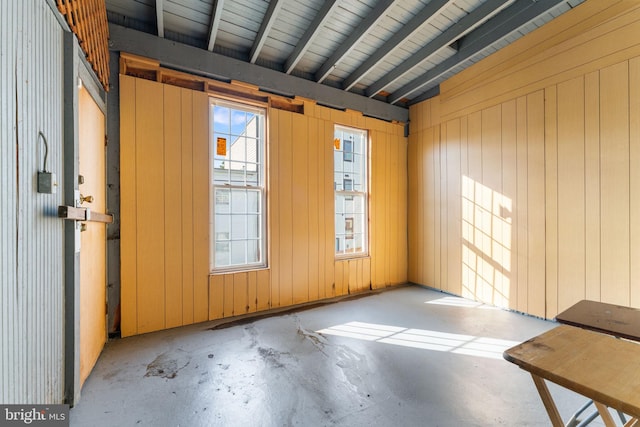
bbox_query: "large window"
[211,99,266,271]
[334,125,368,256]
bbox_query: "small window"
[334,125,368,257]
[210,98,266,271]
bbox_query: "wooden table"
[503,325,640,427]
[555,300,640,426]
[556,300,640,342]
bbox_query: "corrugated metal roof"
[105,0,586,107]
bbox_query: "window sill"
[211,265,269,275]
[335,254,370,261]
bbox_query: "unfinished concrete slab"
[70,286,604,426]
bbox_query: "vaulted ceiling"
[106,0,584,120]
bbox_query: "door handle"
[80,194,94,203]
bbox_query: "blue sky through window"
[213,105,257,169]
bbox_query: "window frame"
[209,97,268,273]
[334,125,369,259]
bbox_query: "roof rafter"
[342,0,455,91]
[206,0,225,52]
[155,0,164,38]
[284,0,340,74]
[250,0,283,64]
[314,0,398,84]
[109,23,409,122]
[392,0,570,104]
[366,0,513,98]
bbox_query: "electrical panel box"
[37,171,57,194]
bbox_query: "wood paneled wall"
[120,76,210,336]
[408,0,640,319]
[120,78,407,336]
[210,102,407,319]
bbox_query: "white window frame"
[334,125,369,258]
[210,97,267,272]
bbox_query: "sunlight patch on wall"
[461,176,512,308]
[317,321,518,360]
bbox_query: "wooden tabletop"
[504,325,640,418]
[555,300,640,342]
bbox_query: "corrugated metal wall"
[0,0,66,403]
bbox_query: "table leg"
[624,418,640,427]
[531,374,564,427]
[593,402,617,427]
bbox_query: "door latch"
[58,206,113,224]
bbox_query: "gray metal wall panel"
[0,0,19,405]
[1,0,66,404]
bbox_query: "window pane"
[354,138,362,155]
[229,139,245,163]
[247,167,259,187]
[216,242,230,267]
[355,234,364,253]
[214,106,231,134]
[229,162,245,185]
[246,115,258,137]
[211,99,266,270]
[334,151,343,171]
[215,215,230,238]
[245,138,259,167]
[231,240,246,265]
[334,173,343,190]
[247,214,260,239]
[345,236,355,253]
[334,125,368,257]
[215,189,230,213]
[247,240,259,263]
[231,110,246,134]
[344,140,353,162]
[231,190,247,214]
[247,191,260,213]
[231,215,247,239]
[354,195,364,213]
[213,159,229,185]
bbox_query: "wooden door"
[78,84,107,386]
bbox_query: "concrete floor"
[71,286,606,426]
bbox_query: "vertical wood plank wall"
[120,76,210,337]
[120,79,407,336]
[408,0,640,319]
[210,103,407,319]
